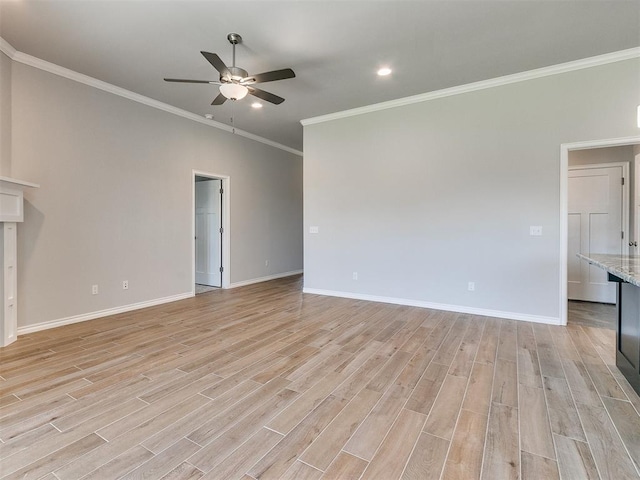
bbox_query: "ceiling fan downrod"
[227,33,242,69]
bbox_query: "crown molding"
[0,36,302,157]
[0,37,17,59]
[301,47,640,126]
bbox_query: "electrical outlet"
[468,282,475,291]
[352,272,358,280]
[92,285,99,295]
[309,226,319,234]
[122,280,129,290]
[530,226,543,236]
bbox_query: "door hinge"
[219,266,224,273]
[219,227,224,234]
[622,231,625,239]
[622,177,625,186]
[220,188,223,194]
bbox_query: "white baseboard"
[228,270,303,289]
[17,292,194,335]
[302,288,562,325]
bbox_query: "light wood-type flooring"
[1,275,639,479]
[568,300,617,330]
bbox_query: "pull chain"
[230,99,239,134]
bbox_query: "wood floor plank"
[198,427,283,479]
[601,396,640,470]
[0,422,60,460]
[300,387,381,470]
[142,377,264,454]
[517,322,542,388]
[360,408,426,480]
[423,374,468,441]
[521,451,560,480]
[343,384,410,461]
[404,362,448,415]
[543,375,586,441]
[80,444,154,479]
[279,460,323,480]
[519,384,555,459]
[442,408,488,480]
[462,362,494,416]
[248,394,349,479]
[266,372,347,435]
[321,452,368,480]
[481,403,519,480]
[475,318,500,365]
[448,317,485,378]
[554,434,600,480]
[402,432,449,480]
[187,387,299,472]
[496,320,517,362]
[187,377,290,446]
[491,360,517,408]
[364,350,413,393]
[120,438,201,480]
[576,402,639,479]
[160,462,204,480]
[568,326,627,400]
[559,356,603,407]
[431,316,470,366]
[3,433,105,479]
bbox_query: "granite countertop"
[577,253,640,287]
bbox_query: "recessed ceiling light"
[377,67,392,76]
[204,114,214,120]
[251,102,263,109]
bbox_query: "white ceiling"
[1,1,639,151]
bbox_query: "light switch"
[530,226,542,236]
[309,226,319,234]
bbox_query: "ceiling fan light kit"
[219,83,248,100]
[164,33,295,106]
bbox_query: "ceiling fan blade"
[247,87,285,105]
[164,78,221,84]
[201,52,230,76]
[242,68,295,85]
[211,92,227,106]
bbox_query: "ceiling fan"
[164,33,295,106]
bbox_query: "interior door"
[568,165,623,303]
[195,178,222,287]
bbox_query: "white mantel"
[1,176,39,347]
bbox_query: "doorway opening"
[192,171,230,293]
[561,136,640,326]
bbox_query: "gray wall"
[303,59,640,321]
[0,51,11,177]
[11,61,303,328]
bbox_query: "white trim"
[0,37,302,157]
[560,135,640,326]
[192,170,231,290]
[228,270,303,289]
[17,292,194,335]
[0,176,40,189]
[301,47,640,126]
[0,37,16,59]
[302,288,561,325]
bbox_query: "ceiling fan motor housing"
[222,66,249,84]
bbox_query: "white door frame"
[192,170,230,290]
[560,135,640,325]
